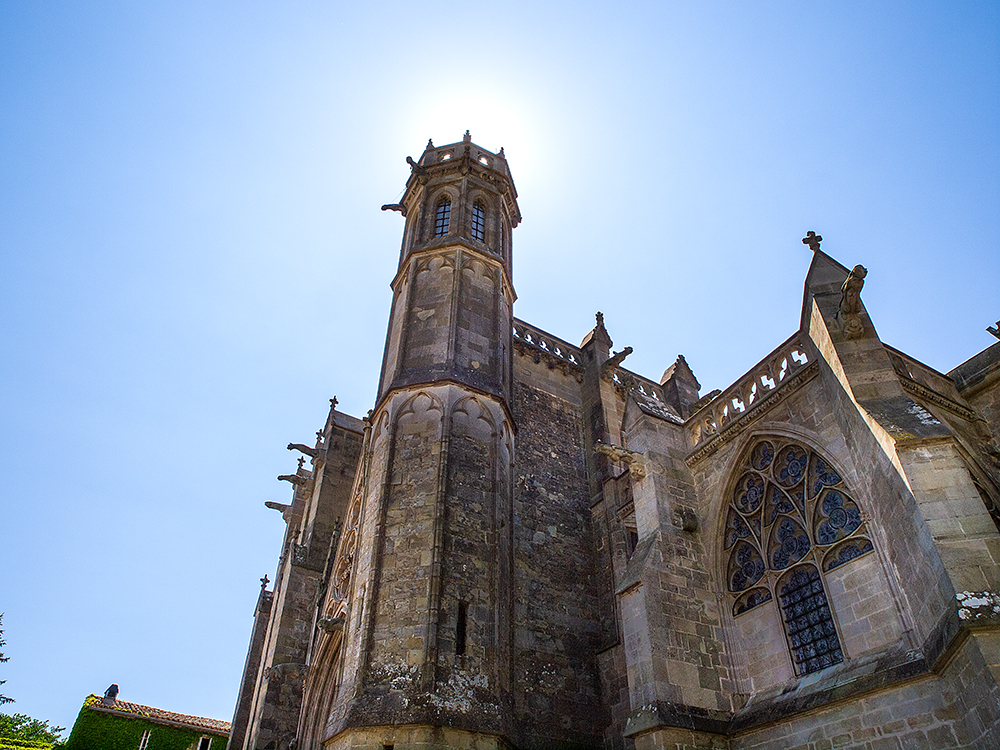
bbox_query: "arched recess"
[299,627,344,750]
[426,187,458,240]
[720,435,903,687]
[436,395,499,672]
[466,189,497,249]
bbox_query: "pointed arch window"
[725,438,874,675]
[471,201,485,242]
[434,197,451,237]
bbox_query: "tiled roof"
[84,695,231,735]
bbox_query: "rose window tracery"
[723,438,875,675]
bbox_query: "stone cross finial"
[463,130,471,142]
[596,311,604,327]
[260,574,270,590]
[426,138,434,149]
[330,396,338,409]
[802,231,822,252]
[297,456,306,470]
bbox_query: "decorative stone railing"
[609,366,666,403]
[512,319,584,368]
[688,333,817,450]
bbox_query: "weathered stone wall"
[823,550,903,659]
[726,631,1000,749]
[511,354,603,750]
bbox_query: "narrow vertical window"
[137,731,151,750]
[777,566,842,673]
[434,197,451,237]
[471,201,485,242]
[197,738,212,750]
[456,602,468,656]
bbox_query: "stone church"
[227,133,1000,750]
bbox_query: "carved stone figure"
[287,443,318,458]
[604,346,633,371]
[839,264,868,339]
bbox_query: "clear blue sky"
[1,0,997,733]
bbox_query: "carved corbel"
[595,442,647,481]
[672,507,699,532]
[265,663,309,682]
[317,616,346,634]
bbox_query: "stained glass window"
[471,201,485,242]
[778,566,843,673]
[725,438,873,675]
[434,197,451,237]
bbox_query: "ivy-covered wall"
[64,700,227,750]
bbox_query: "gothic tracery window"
[434,197,451,237]
[471,201,485,242]
[725,438,874,675]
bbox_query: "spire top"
[463,130,471,142]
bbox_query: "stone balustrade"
[689,333,815,448]
[609,367,667,403]
[512,319,583,367]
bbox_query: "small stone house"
[65,694,229,750]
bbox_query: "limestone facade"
[228,136,1000,750]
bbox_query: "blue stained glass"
[751,441,775,471]
[824,538,875,571]
[771,517,810,569]
[811,456,842,497]
[765,484,796,526]
[779,566,843,675]
[729,541,765,592]
[735,473,765,514]
[725,508,754,549]
[777,446,808,487]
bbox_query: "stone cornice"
[899,377,978,423]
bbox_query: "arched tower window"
[434,197,451,237]
[724,438,874,676]
[471,201,485,242]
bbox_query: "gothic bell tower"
[377,130,520,403]
[312,134,521,749]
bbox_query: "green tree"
[0,714,65,747]
[0,614,11,706]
